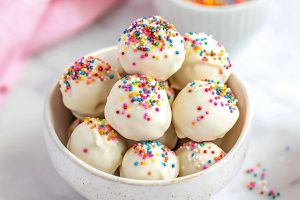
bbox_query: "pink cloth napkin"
[0,0,119,107]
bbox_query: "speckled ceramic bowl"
[44,46,251,200]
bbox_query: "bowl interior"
[46,46,250,184]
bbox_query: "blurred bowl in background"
[154,0,269,52]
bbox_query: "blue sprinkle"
[109,74,114,79]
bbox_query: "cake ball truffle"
[68,117,127,174]
[176,141,226,176]
[117,16,185,81]
[127,124,178,149]
[60,56,119,119]
[160,81,175,104]
[170,32,232,89]
[172,80,239,141]
[120,141,179,180]
[105,74,172,141]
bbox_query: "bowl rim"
[162,0,267,12]
[44,46,252,186]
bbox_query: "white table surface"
[1,0,300,199]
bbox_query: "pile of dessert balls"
[60,16,239,180]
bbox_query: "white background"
[0,0,300,199]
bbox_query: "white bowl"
[154,0,269,51]
[44,46,251,200]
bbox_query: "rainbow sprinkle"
[83,117,118,141]
[61,56,115,92]
[131,141,176,170]
[180,141,226,170]
[187,0,246,6]
[189,79,237,112]
[118,16,180,52]
[245,163,281,199]
[188,79,238,126]
[184,32,231,72]
[115,74,165,121]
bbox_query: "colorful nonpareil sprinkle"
[118,16,180,52]
[245,163,281,199]
[187,0,246,6]
[188,79,237,125]
[61,56,115,92]
[131,141,176,169]
[115,74,165,121]
[189,79,237,112]
[180,141,226,170]
[83,117,118,141]
[184,32,231,70]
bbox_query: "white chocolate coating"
[105,74,172,141]
[176,141,226,176]
[60,56,120,119]
[157,124,178,150]
[127,123,178,149]
[120,141,179,180]
[170,32,232,89]
[176,138,223,149]
[172,80,239,141]
[117,16,185,81]
[67,118,127,174]
[67,118,83,139]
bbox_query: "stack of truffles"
[60,16,239,180]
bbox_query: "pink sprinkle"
[155,108,160,112]
[83,148,88,153]
[144,113,148,120]
[132,62,136,66]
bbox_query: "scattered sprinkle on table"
[245,162,281,199]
